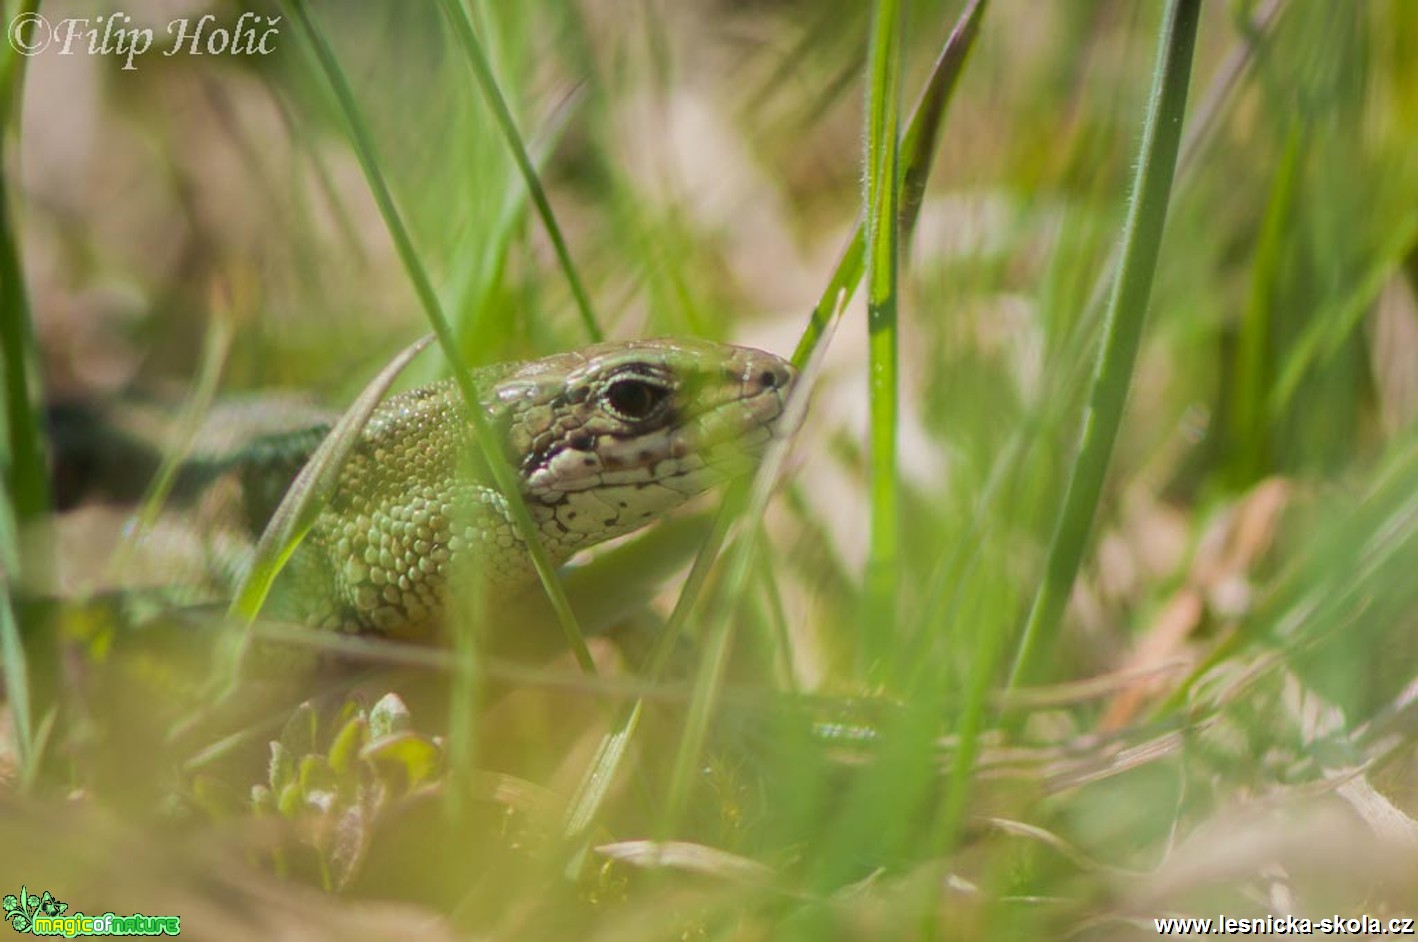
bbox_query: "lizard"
[103,337,797,645]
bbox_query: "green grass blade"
[558,499,735,844]
[437,0,603,344]
[0,511,31,776]
[227,334,436,626]
[904,0,1290,692]
[861,0,904,675]
[1008,0,1202,692]
[559,476,760,845]
[898,0,988,243]
[1272,209,1418,417]
[283,2,596,674]
[112,313,233,571]
[1228,122,1301,487]
[0,26,43,780]
[560,4,989,846]
[562,698,643,842]
[656,341,822,835]
[792,0,988,369]
[1052,0,1290,426]
[0,131,47,530]
[1155,430,1418,718]
[1175,0,1288,183]
[564,325,830,847]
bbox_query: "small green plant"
[244,693,444,891]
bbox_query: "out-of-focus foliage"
[5,1,1418,938]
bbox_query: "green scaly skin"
[202,338,796,643]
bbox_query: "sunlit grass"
[5,0,1418,938]
[0,8,42,781]
[1008,0,1201,692]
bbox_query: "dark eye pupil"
[606,379,666,419]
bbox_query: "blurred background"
[6,0,1418,938]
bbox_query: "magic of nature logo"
[3,887,180,937]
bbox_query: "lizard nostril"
[759,369,781,390]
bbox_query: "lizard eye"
[603,376,671,422]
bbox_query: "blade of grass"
[562,294,842,852]
[559,478,746,846]
[861,0,904,677]
[1048,0,1290,445]
[0,0,37,97]
[560,2,986,846]
[1007,0,1202,692]
[1229,121,1301,488]
[1,18,43,779]
[1175,0,1288,182]
[1154,429,1418,718]
[559,454,763,849]
[109,309,233,587]
[561,699,642,841]
[0,504,31,777]
[1272,209,1418,416]
[283,1,595,674]
[0,112,48,529]
[437,0,602,344]
[227,334,436,626]
[792,0,987,370]
[656,324,829,837]
[907,0,1287,697]
[898,0,986,242]
[925,565,1010,857]
[190,334,437,753]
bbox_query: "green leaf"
[327,715,367,778]
[268,741,294,793]
[298,754,338,809]
[361,732,443,789]
[276,780,303,818]
[368,692,412,741]
[278,700,320,759]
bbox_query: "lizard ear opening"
[603,376,672,423]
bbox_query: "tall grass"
[5,0,1418,938]
[0,0,43,783]
[1008,0,1201,691]
[860,0,904,680]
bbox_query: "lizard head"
[491,338,796,543]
